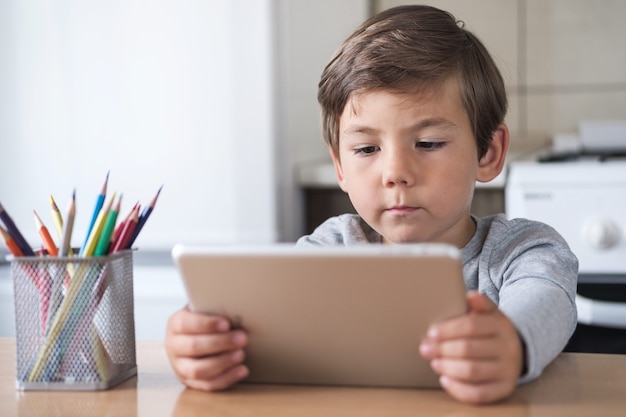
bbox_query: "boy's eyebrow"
[343,117,457,136]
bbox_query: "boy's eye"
[353,145,379,155]
[416,141,445,150]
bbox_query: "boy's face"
[332,79,489,247]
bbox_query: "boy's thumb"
[466,291,497,314]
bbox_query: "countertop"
[2,338,626,416]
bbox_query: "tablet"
[171,243,467,389]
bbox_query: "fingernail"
[232,331,247,346]
[235,365,249,379]
[419,341,433,356]
[427,327,438,338]
[216,319,229,332]
[230,349,244,363]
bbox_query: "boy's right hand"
[165,306,249,391]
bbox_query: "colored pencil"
[112,201,139,248]
[49,195,64,240]
[0,224,23,257]
[33,210,58,257]
[127,185,162,247]
[81,171,109,251]
[110,205,139,253]
[94,194,121,256]
[0,202,35,256]
[80,192,116,257]
[60,190,76,257]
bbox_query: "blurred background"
[1,0,625,249]
[1,0,625,339]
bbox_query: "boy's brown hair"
[318,5,507,160]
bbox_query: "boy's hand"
[165,307,249,391]
[419,291,523,405]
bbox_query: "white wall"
[0,0,277,249]
[275,0,368,240]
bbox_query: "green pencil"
[94,194,121,256]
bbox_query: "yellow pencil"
[80,192,116,257]
[49,195,64,240]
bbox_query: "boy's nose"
[382,151,416,188]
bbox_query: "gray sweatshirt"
[297,213,579,384]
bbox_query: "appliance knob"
[582,218,620,250]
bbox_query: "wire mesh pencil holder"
[11,250,137,390]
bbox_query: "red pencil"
[109,205,139,253]
[111,202,139,250]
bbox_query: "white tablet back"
[172,244,467,388]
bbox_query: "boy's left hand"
[419,291,523,405]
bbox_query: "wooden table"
[1,338,626,416]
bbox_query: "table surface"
[2,338,626,417]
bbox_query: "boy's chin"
[380,231,427,245]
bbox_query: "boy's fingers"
[168,308,230,335]
[439,375,515,405]
[176,349,247,382]
[425,293,502,341]
[430,357,500,382]
[177,350,249,391]
[466,291,497,314]
[421,337,499,360]
[168,330,248,357]
[426,314,498,341]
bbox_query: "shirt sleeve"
[483,218,579,384]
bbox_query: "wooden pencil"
[81,171,109,251]
[110,205,139,253]
[33,210,58,257]
[60,190,76,257]
[127,185,162,247]
[94,194,121,256]
[49,195,64,239]
[0,224,23,256]
[0,202,35,256]
[80,192,116,257]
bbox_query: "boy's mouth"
[386,205,420,215]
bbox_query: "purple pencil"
[0,202,35,256]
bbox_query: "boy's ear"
[329,147,349,192]
[476,123,510,183]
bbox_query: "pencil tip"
[50,195,60,210]
[101,171,110,194]
[150,185,163,207]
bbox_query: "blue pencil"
[80,171,109,255]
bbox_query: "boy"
[165,5,578,405]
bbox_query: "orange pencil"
[0,224,23,257]
[33,210,58,257]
